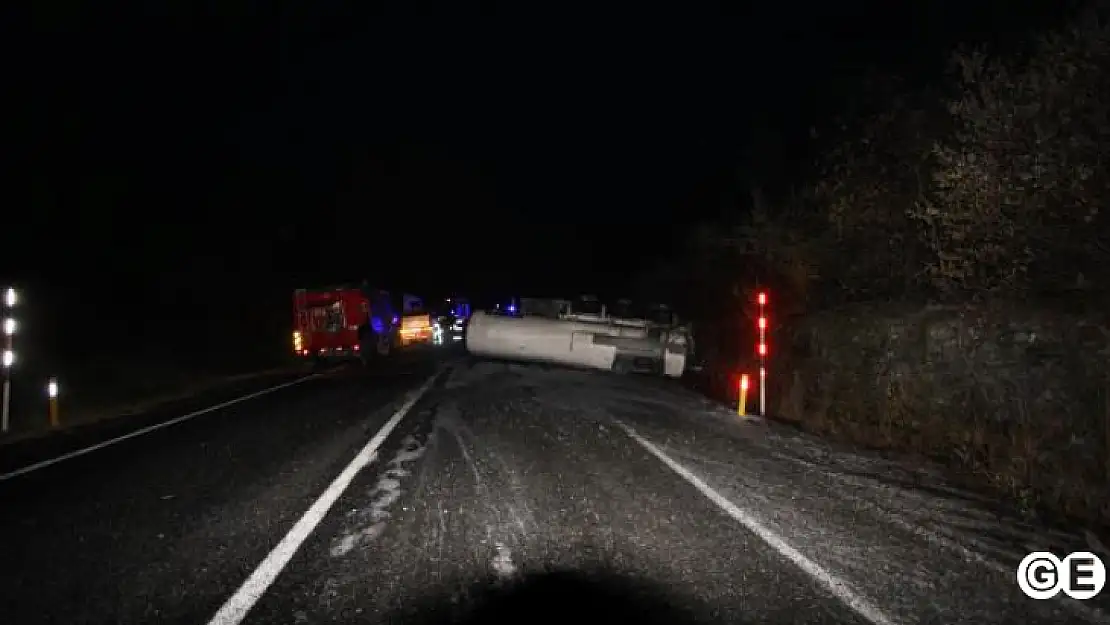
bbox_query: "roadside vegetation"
[1,316,295,442]
[664,3,1110,531]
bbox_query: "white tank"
[465,311,687,377]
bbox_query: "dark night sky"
[9,1,1076,363]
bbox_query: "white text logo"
[1017,551,1105,600]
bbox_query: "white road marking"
[617,421,900,625]
[0,374,322,482]
[207,370,441,625]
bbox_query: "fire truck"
[292,285,398,365]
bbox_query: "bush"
[910,6,1110,298]
[778,301,1110,526]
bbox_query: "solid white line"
[0,374,322,482]
[617,422,900,625]
[207,370,441,625]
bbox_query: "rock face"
[776,299,1110,525]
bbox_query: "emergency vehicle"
[292,286,397,365]
[398,311,434,346]
[385,292,431,347]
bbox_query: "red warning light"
[758,316,767,330]
[758,343,767,356]
[757,292,767,306]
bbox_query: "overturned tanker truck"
[464,296,693,378]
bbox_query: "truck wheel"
[611,356,633,375]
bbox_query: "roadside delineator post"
[738,373,749,416]
[757,290,768,417]
[2,287,17,434]
[47,377,59,429]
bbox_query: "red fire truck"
[292,286,398,365]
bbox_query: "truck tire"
[611,355,633,375]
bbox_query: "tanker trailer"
[464,311,688,377]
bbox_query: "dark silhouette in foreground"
[401,569,740,625]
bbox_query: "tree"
[910,3,1110,298]
[668,2,1110,313]
[807,88,942,302]
[718,74,943,310]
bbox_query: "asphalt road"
[0,350,1107,625]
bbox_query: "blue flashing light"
[371,318,385,333]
